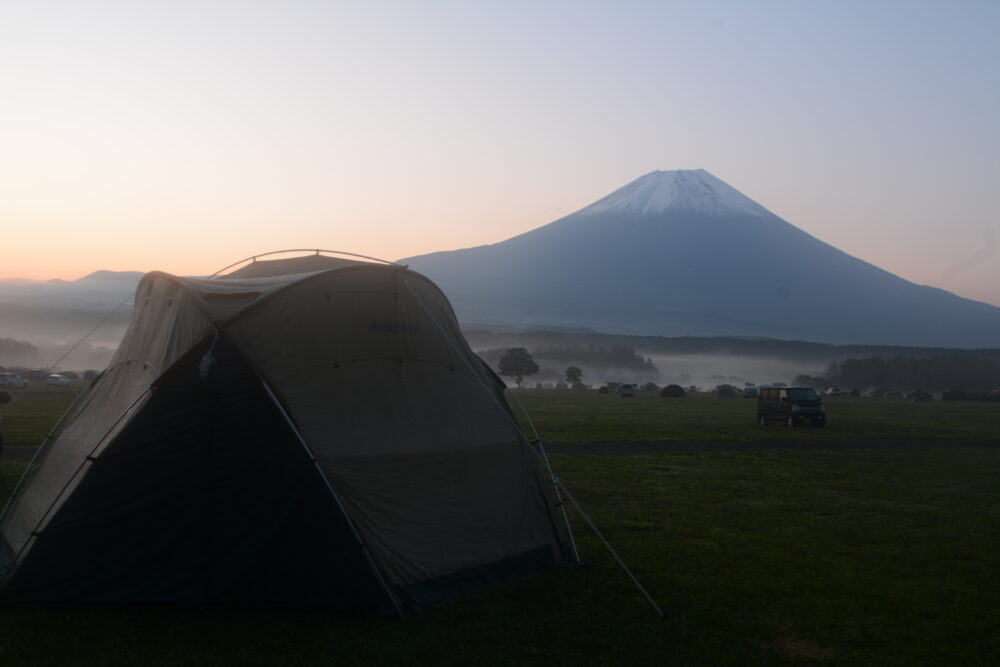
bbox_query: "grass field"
[508,388,1000,442]
[1,385,999,665]
[3,383,998,447]
[0,383,82,447]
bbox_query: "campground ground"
[1,384,998,665]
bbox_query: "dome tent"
[0,253,568,610]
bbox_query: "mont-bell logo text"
[370,321,421,335]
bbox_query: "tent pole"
[504,389,581,563]
[260,380,405,618]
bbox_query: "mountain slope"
[401,170,1000,347]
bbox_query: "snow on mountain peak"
[577,169,771,218]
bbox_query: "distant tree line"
[795,355,1000,392]
[462,329,1000,365]
[0,338,39,366]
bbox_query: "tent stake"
[261,380,405,618]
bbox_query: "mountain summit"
[402,170,1000,347]
[577,169,770,219]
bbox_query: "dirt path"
[541,439,1000,454]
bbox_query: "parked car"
[660,384,686,397]
[758,386,826,427]
[46,374,71,386]
[619,383,637,397]
[0,372,29,388]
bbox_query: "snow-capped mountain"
[400,170,1000,347]
[577,169,770,218]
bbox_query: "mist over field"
[470,330,834,390]
[0,270,137,369]
[0,337,116,373]
[0,303,131,348]
[647,353,817,390]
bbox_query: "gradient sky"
[3,1,998,306]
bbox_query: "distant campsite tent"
[0,253,567,610]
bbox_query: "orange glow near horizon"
[1,2,997,308]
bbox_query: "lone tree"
[565,366,583,384]
[498,347,539,387]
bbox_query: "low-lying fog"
[644,353,820,390]
[523,353,819,390]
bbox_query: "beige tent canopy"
[0,253,568,609]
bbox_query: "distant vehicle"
[824,387,845,397]
[0,372,29,388]
[619,383,637,397]
[46,374,71,386]
[742,387,758,398]
[715,384,738,398]
[905,389,933,402]
[661,384,686,398]
[758,386,825,427]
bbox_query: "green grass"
[2,450,999,665]
[3,384,998,447]
[0,382,83,446]
[509,389,1000,442]
[1,386,999,664]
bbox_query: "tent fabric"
[0,255,566,606]
[4,336,382,604]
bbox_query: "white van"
[46,374,72,386]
